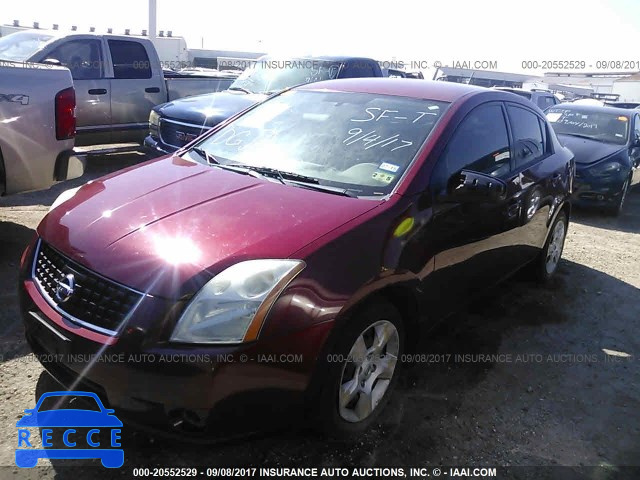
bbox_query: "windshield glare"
[229,58,342,94]
[546,107,630,145]
[192,90,449,197]
[0,31,55,62]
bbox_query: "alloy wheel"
[338,320,400,423]
[545,219,566,275]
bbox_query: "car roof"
[551,102,636,116]
[297,78,487,102]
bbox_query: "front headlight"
[49,186,81,212]
[149,110,160,128]
[170,259,305,344]
[589,160,623,177]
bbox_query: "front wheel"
[315,301,404,437]
[608,178,629,217]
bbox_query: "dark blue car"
[16,391,123,468]
[546,104,640,215]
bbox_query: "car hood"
[557,134,626,166]
[155,91,267,127]
[38,155,379,298]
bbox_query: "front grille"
[159,119,209,149]
[32,240,144,335]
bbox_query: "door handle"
[88,88,107,95]
[145,87,160,93]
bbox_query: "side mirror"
[632,135,640,148]
[42,58,62,66]
[447,170,507,202]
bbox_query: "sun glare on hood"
[154,235,202,265]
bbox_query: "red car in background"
[20,79,573,437]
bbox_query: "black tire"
[531,211,568,283]
[314,300,404,438]
[608,178,630,217]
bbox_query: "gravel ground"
[0,153,639,479]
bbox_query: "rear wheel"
[531,211,567,282]
[315,301,404,437]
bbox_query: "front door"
[426,102,523,318]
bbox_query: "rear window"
[108,40,151,79]
[0,31,55,62]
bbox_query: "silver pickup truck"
[0,61,83,195]
[0,30,237,147]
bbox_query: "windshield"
[191,90,449,197]
[229,58,342,94]
[546,107,630,145]
[0,31,55,62]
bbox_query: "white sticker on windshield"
[546,112,562,122]
[379,162,400,173]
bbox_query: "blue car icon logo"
[16,391,124,468]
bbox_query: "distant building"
[433,66,537,88]
[543,71,639,95]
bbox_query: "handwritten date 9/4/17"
[343,107,439,151]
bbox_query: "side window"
[339,61,376,78]
[108,40,151,79]
[537,95,556,110]
[634,114,640,141]
[46,40,103,80]
[442,103,511,178]
[507,105,546,167]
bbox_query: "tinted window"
[46,39,102,80]
[340,61,376,78]
[442,103,511,177]
[537,95,557,110]
[507,105,545,167]
[108,40,151,79]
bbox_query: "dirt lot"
[0,153,639,479]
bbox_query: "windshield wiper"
[286,180,357,198]
[224,164,313,183]
[228,86,252,94]
[562,133,605,142]
[226,164,356,197]
[191,147,220,164]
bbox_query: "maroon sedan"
[20,79,573,437]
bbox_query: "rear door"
[107,39,165,143]
[40,37,112,146]
[504,103,563,262]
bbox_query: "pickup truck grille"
[32,240,144,335]
[159,119,210,149]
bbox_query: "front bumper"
[571,171,627,208]
[143,134,174,157]
[20,266,333,438]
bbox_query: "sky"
[2,0,640,76]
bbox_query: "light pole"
[148,0,157,40]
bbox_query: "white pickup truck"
[0,30,237,147]
[0,61,83,195]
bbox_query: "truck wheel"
[315,300,404,438]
